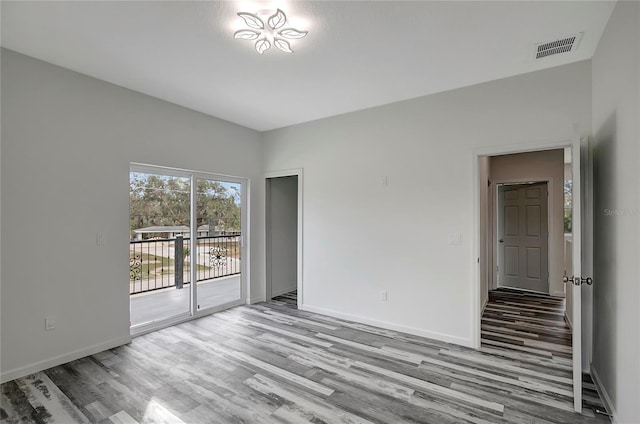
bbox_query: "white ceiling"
[1,1,615,131]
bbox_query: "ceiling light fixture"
[234,8,308,54]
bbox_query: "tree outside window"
[564,179,572,233]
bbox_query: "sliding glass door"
[129,164,246,333]
[193,177,242,311]
[129,169,192,327]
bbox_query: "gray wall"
[591,1,640,422]
[267,176,298,298]
[264,60,592,346]
[0,49,265,381]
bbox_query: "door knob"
[562,275,593,286]
[580,277,593,285]
[499,239,504,243]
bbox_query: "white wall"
[489,149,565,296]
[267,176,298,297]
[264,61,592,346]
[0,49,264,381]
[591,1,640,423]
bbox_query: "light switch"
[449,233,462,245]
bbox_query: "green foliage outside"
[564,179,572,234]
[564,208,572,233]
[129,173,241,238]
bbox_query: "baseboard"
[300,304,474,348]
[249,296,266,304]
[552,290,566,298]
[481,296,489,315]
[0,335,132,384]
[591,365,617,423]
[564,310,573,330]
[271,286,297,298]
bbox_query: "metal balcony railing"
[129,234,241,295]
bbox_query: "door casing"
[472,135,585,412]
[265,168,303,307]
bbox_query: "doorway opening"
[474,139,600,415]
[129,163,248,335]
[265,169,303,308]
[480,149,568,363]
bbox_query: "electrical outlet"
[379,290,388,301]
[45,317,55,331]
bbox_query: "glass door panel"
[129,170,192,327]
[194,178,242,311]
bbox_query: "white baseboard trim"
[249,296,266,304]
[564,311,573,330]
[0,335,132,384]
[300,304,473,348]
[481,296,489,315]
[271,287,297,298]
[590,365,617,423]
[552,290,566,298]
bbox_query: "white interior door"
[570,136,583,413]
[497,182,549,293]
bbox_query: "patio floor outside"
[130,275,241,326]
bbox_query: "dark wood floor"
[2,289,610,423]
[483,288,609,418]
[271,290,298,307]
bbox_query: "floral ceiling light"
[234,8,308,54]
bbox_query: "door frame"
[129,162,250,336]
[472,135,584,412]
[493,179,553,295]
[190,171,248,316]
[265,168,303,308]
[472,140,571,349]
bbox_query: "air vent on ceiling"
[534,33,583,60]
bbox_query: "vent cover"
[534,33,582,59]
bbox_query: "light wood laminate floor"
[482,289,609,418]
[2,289,610,423]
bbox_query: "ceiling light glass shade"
[279,29,307,39]
[268,9,286,29]
[234,8,307,54]
[234,30,259,40]
[274,39,293,53]
[237,12,264,30]
[255,39,271,55]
